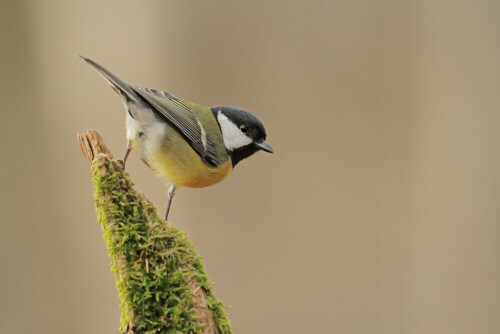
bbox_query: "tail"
[79,55,140,103]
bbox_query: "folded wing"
[133,87,222,167]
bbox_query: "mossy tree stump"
[78,129,231,334]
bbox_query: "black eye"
[240,124,248,133]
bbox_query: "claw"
[121,141,132,168]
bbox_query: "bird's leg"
[164,184,177,221]
[118,140,132,167]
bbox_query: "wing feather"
[132,87,221,167]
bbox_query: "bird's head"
[212,106,273,167]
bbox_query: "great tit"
[80,56,273,220]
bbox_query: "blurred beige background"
[1,1,499,333]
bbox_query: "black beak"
[254,140,274,153]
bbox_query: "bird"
[80,56,273,221]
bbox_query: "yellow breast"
[132,126,233,188]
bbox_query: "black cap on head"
[211,105,273,167]
[212,105,267,141]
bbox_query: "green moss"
[92,157,232,334]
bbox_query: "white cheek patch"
[217,112,253,151]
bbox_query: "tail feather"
[79,55,140,102]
